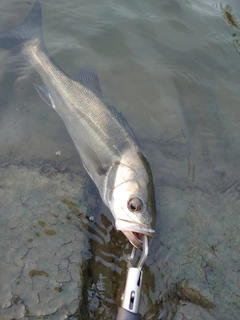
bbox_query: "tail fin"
[0,0,43,53]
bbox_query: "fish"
[0,0,155,250]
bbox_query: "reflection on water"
[78,211,156,319]
[79,215,128,319]
[0,0,240,319]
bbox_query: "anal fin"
[34,83,54,108]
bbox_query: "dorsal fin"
[71,66,102,97]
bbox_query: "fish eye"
[128,198,143,213]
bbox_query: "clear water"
[0,0,240,319]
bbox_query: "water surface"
[0,0,240,319]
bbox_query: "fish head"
[106,153,155,250]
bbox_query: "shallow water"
[0,0,240,319]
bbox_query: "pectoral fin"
[81,147,108,176]
[78,138,108,176]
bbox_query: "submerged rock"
[139,182,240,319]
[0,162,98,319]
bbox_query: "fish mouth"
[115,219,155,250]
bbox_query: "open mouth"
[133,232,144,242]
[122,231,145,250]
[115,219,155,250]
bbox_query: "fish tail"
[0,0,43,53]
